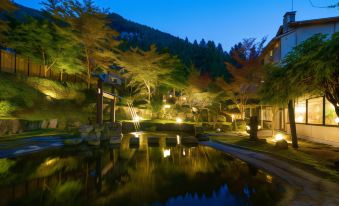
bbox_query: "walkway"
[202,141,339,206]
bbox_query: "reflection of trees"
[96,143,281,206]
[0,139,281,206]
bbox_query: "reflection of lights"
[295,106,306,113]
[296,116,304,123]
[133,116,142,123]
[275,133,284,141]
[176,135,181,144]
[164,104,171,109]
[131,132,142,138]
[266,175,273,183]
[44,158,58,166]
[176,117,183,124]
[163,149,171,158]
[335,117,339,124]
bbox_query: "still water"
[0,132,283,206]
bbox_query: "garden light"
[275,133,284,141]
[176,135,181,144]
[176,117,183,124]
[164,104,171,109]
[133,116,142,123]
[163,149,171,158]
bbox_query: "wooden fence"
[0,49,82,83]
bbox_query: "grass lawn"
[211,134,339,182]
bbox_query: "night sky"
[14,0,339,50]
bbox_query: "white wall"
[286,124,339,147]
[280,22,338,60]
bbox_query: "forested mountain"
[9,4,232,79]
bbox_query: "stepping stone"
[148,137,160,147]
[88,139,100,146]
[110,136,121,145]
[64,138,83,146]
[181,136,199,147]
[166,137,177,147]
[129,137,140,149]
[196,134,210,141]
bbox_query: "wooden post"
[14,53,16,73]
[0,49,2,72]
[27,57,30,76]
[288,100,298,148]
[110,84,116,122]
[97,78,103,125]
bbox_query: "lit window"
[325,100,338,125]
[269,50,273,57]
[308,97,323,124]
[295,101,306,123]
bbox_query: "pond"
[0,132,284,206]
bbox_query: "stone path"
[202,141,339,206]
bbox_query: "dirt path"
[202,141,339,206]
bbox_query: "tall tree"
[43,0,119,87]
[113,45,177,103]
[217,38,266,119]
[0,0,16,46]
[9,17,83,78]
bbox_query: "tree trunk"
[288,100,298,148]
[325,91,339,117]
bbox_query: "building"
[261,12,339,146]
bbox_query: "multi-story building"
[261,12,339,146]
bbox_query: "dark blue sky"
[14,0,339,50]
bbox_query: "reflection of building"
[261,12,339,146]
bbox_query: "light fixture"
[217,128,221,132]
[133,116,142,123]
[275,133,284,141]
[335,117,339,124]
[164,104,171,109]
[176,135,181,144]
[176,117,183,124]
[169,95,173,98]
[258,125,262,130]
[246,125,251,131]
[163,149,171,158]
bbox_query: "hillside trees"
[43,0,120,88]
[8,17,83,79]
[0,0,16,45]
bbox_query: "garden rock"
[48,119,58,129]
[275,139,288,149]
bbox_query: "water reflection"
[0,132,283,206]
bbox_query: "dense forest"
[11,4,232,79]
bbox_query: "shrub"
[0,101,16,117]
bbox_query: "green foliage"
[49,181,83,206]
[261,33,339,116]
[0,159,16,177]
[8,16,84,77]
[0,101,16,117]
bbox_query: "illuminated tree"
[114,45,178,103]
[43,0,119,87]
[217,38,266,119]
[9,17,83,79]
